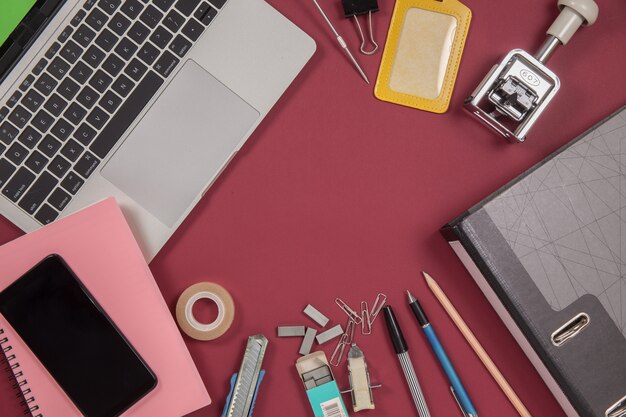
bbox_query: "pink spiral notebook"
[0,198,211,416]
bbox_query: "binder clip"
[342,0,380,55]
[464,0,599,142]
[341,344,381,412]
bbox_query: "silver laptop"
[0,0,315,260]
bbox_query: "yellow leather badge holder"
[374,0,471,113]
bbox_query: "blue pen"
[407,290,478,417]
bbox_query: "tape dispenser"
[465,0,599,143]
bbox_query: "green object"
[306,381,349,417]
[0,0,38,46]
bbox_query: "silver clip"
[607,393,626,417]
[368,293,387,326]
[336,298,362,324]
[551,313,590,347]
[451,386,470,417]
[346,318,356,344]
[331,320,357,367]
[330,333,349,367]
[361,301,372,335]
[353,11,379,55]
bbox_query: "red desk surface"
[1,0,625,416]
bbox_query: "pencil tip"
[422,271,431,280]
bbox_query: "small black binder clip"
[342,0,379,55]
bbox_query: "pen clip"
[450,386,470,417]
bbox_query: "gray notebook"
[443,105,626,417]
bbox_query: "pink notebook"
[0,198,211,416]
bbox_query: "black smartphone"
[0,255,157,417]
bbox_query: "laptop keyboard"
[0,0,223,225]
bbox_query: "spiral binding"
[0,328,43,417]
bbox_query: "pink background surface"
[1,0,626,416]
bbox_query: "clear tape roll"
[176,282,235,341]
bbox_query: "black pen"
[383,306,431,417]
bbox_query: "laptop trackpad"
[102,60,259,227]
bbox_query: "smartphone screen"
[0,255,157,417]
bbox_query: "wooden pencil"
[423,272,533,417]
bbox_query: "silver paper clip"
[330,333,349,367]
[368,293,387,326]
[331,320,357,367]
[336,298,362,324]
[346,318,356,344]
[361,301,372,335]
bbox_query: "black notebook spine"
[443,220,593,417]
[0,328,42,417]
